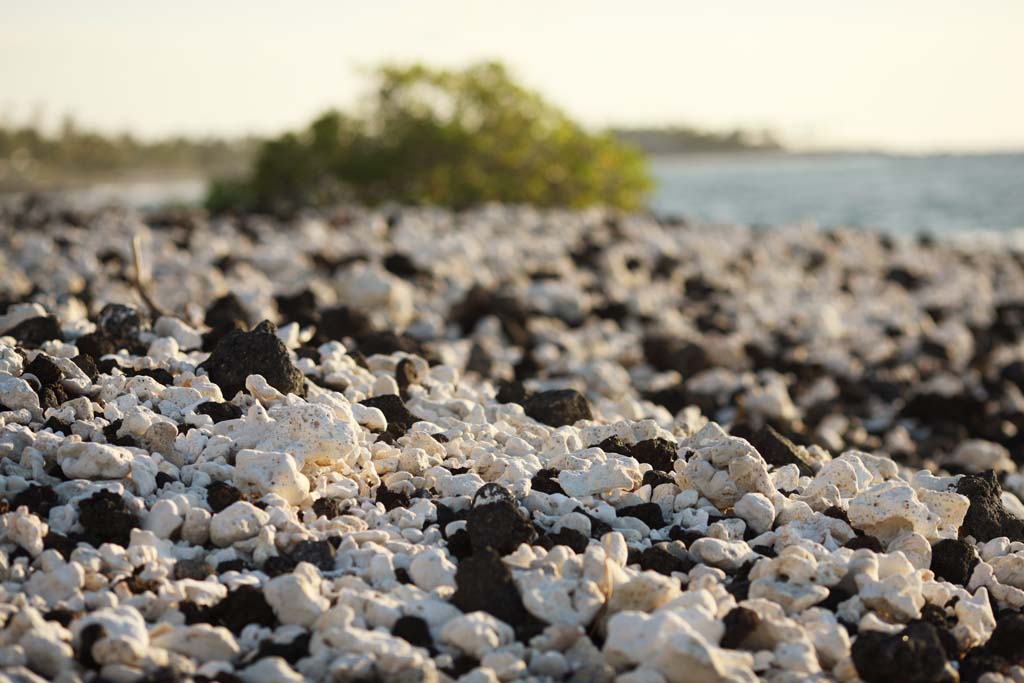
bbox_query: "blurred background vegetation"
[0,117,257,193]
[1,61,779,212]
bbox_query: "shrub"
[207,62,651,213]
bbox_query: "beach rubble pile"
[3,200,1024,682]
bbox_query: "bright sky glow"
[2,0,1022,151]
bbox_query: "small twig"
[131,234,170,319]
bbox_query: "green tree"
[207,61,651,213]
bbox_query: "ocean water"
[648,152,1024,236]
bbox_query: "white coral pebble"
[208,501,269,547]
[233,449,310,504]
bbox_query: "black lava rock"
[78,490,139,547]
[376,485,411,511]
[720,607,760,649]
[452,548,539,635]
[43,416,72,435]
[617,503,666,529]
[629,438,678,472]
[530,468,566,495]
[97,303,145,339]
[986,611,1024,664]
[216,586,278,634]
[957,470,1024,542]
[643,335,709,377]
[71,354,98,380]
[466,489,537,556]
[288,539,335,571]
[206,481,242,513]
[9,484,58,518]
[845,535,884,553]
[359,394,419,438]
[5,315,62,347]
[746,425,815,477]
[316,306,374,342]
[194,401,243,423]
[255,632,311,664]
[538,528,590,554]
[24,353,63,386]
[392,615,434,650]
[524,389,593,427]
[639,544,694,576]
[275,289,318,327]
[199,320,306,400]
[312,497,345,519]
[204,293,251,330]
[851,622,954,683]
[495,380,530,406]
[930,538,979,585]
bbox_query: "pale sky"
[2,0,1022,151]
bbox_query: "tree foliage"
[207,62,652,212]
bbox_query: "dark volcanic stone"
[217,586,278,634]
[75,331,119,359]
[495,380,530,406]
[392,615,434,650]
[43,416,72,435]
[9,484,58,518]
[851,622,953,683]
[617,503,665,529]
[957,470,1024,542]
[643,335,709,377]
[97,303,145,339]
[395,358,420,395]
[312,497,345,519]
[446,529,473,560]
[289,539,335,571]
[538,528,590,554]
[174,559,212,581]
[199,320,306,400]
[376,485,411,511]
[383,252,421,278]
[316,306,374,342]
[845,535,884,553]
[195,401,243,423]
[359,394,419,438]
[720,607,760,649]
[595,435,630,454]
[130,367,174,386]
[71,354,98,380]
[629,438,678,471]
[43,531,81,558]
[5,315,62,347]
[255,632,311,664]
[530,468,566,495]
[642,470,675,488]
[205,293,250,330]
[639,544,694,576]
[217,559,249,574]
[986,611,1024,664]
[77,622,105,669]
[356,331,424,358]
[746,425,815,477]
[206,481,242,513]
[275,289,318,326]
[452,549,539,634]
[930,538,979,585]
[24,353,63,386]
[467,496,537,556]
[524,389,593,427]
[78,490,138,547]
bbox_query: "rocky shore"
[2,200,1024,683]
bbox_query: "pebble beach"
[3,200,1024,683]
